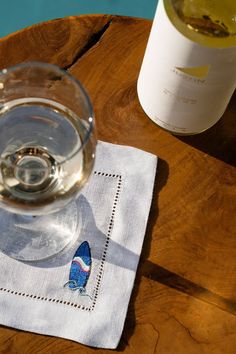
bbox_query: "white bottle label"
[137,0,236,134]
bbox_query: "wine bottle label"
[137,0,236,134]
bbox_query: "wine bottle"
[137,0,236,135]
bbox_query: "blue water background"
[0,0,157,38]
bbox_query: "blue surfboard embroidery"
[64,241,92,297]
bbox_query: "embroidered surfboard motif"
[64,241,92,298]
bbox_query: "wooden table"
[0,15,235,354]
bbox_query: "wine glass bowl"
[0,62,96,260]
[0,62,96,215]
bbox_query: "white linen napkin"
[0,141,157,349]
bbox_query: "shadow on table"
[117,149,236,350]
[118,258,236,352]
[144,261,236,314]
[117,157,169,351]
[177,94,236,167]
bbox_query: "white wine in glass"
[0,62,96,261]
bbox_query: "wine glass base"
[0,202,78,261]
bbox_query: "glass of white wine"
[0,62,96,261]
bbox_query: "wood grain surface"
[0,14,235,354]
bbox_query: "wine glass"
[0,62,96,261]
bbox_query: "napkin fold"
[0,141,157,349]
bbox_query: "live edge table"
[0,15,235,354]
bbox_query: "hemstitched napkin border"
[0,141,157,349]
[0,171,122,312]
